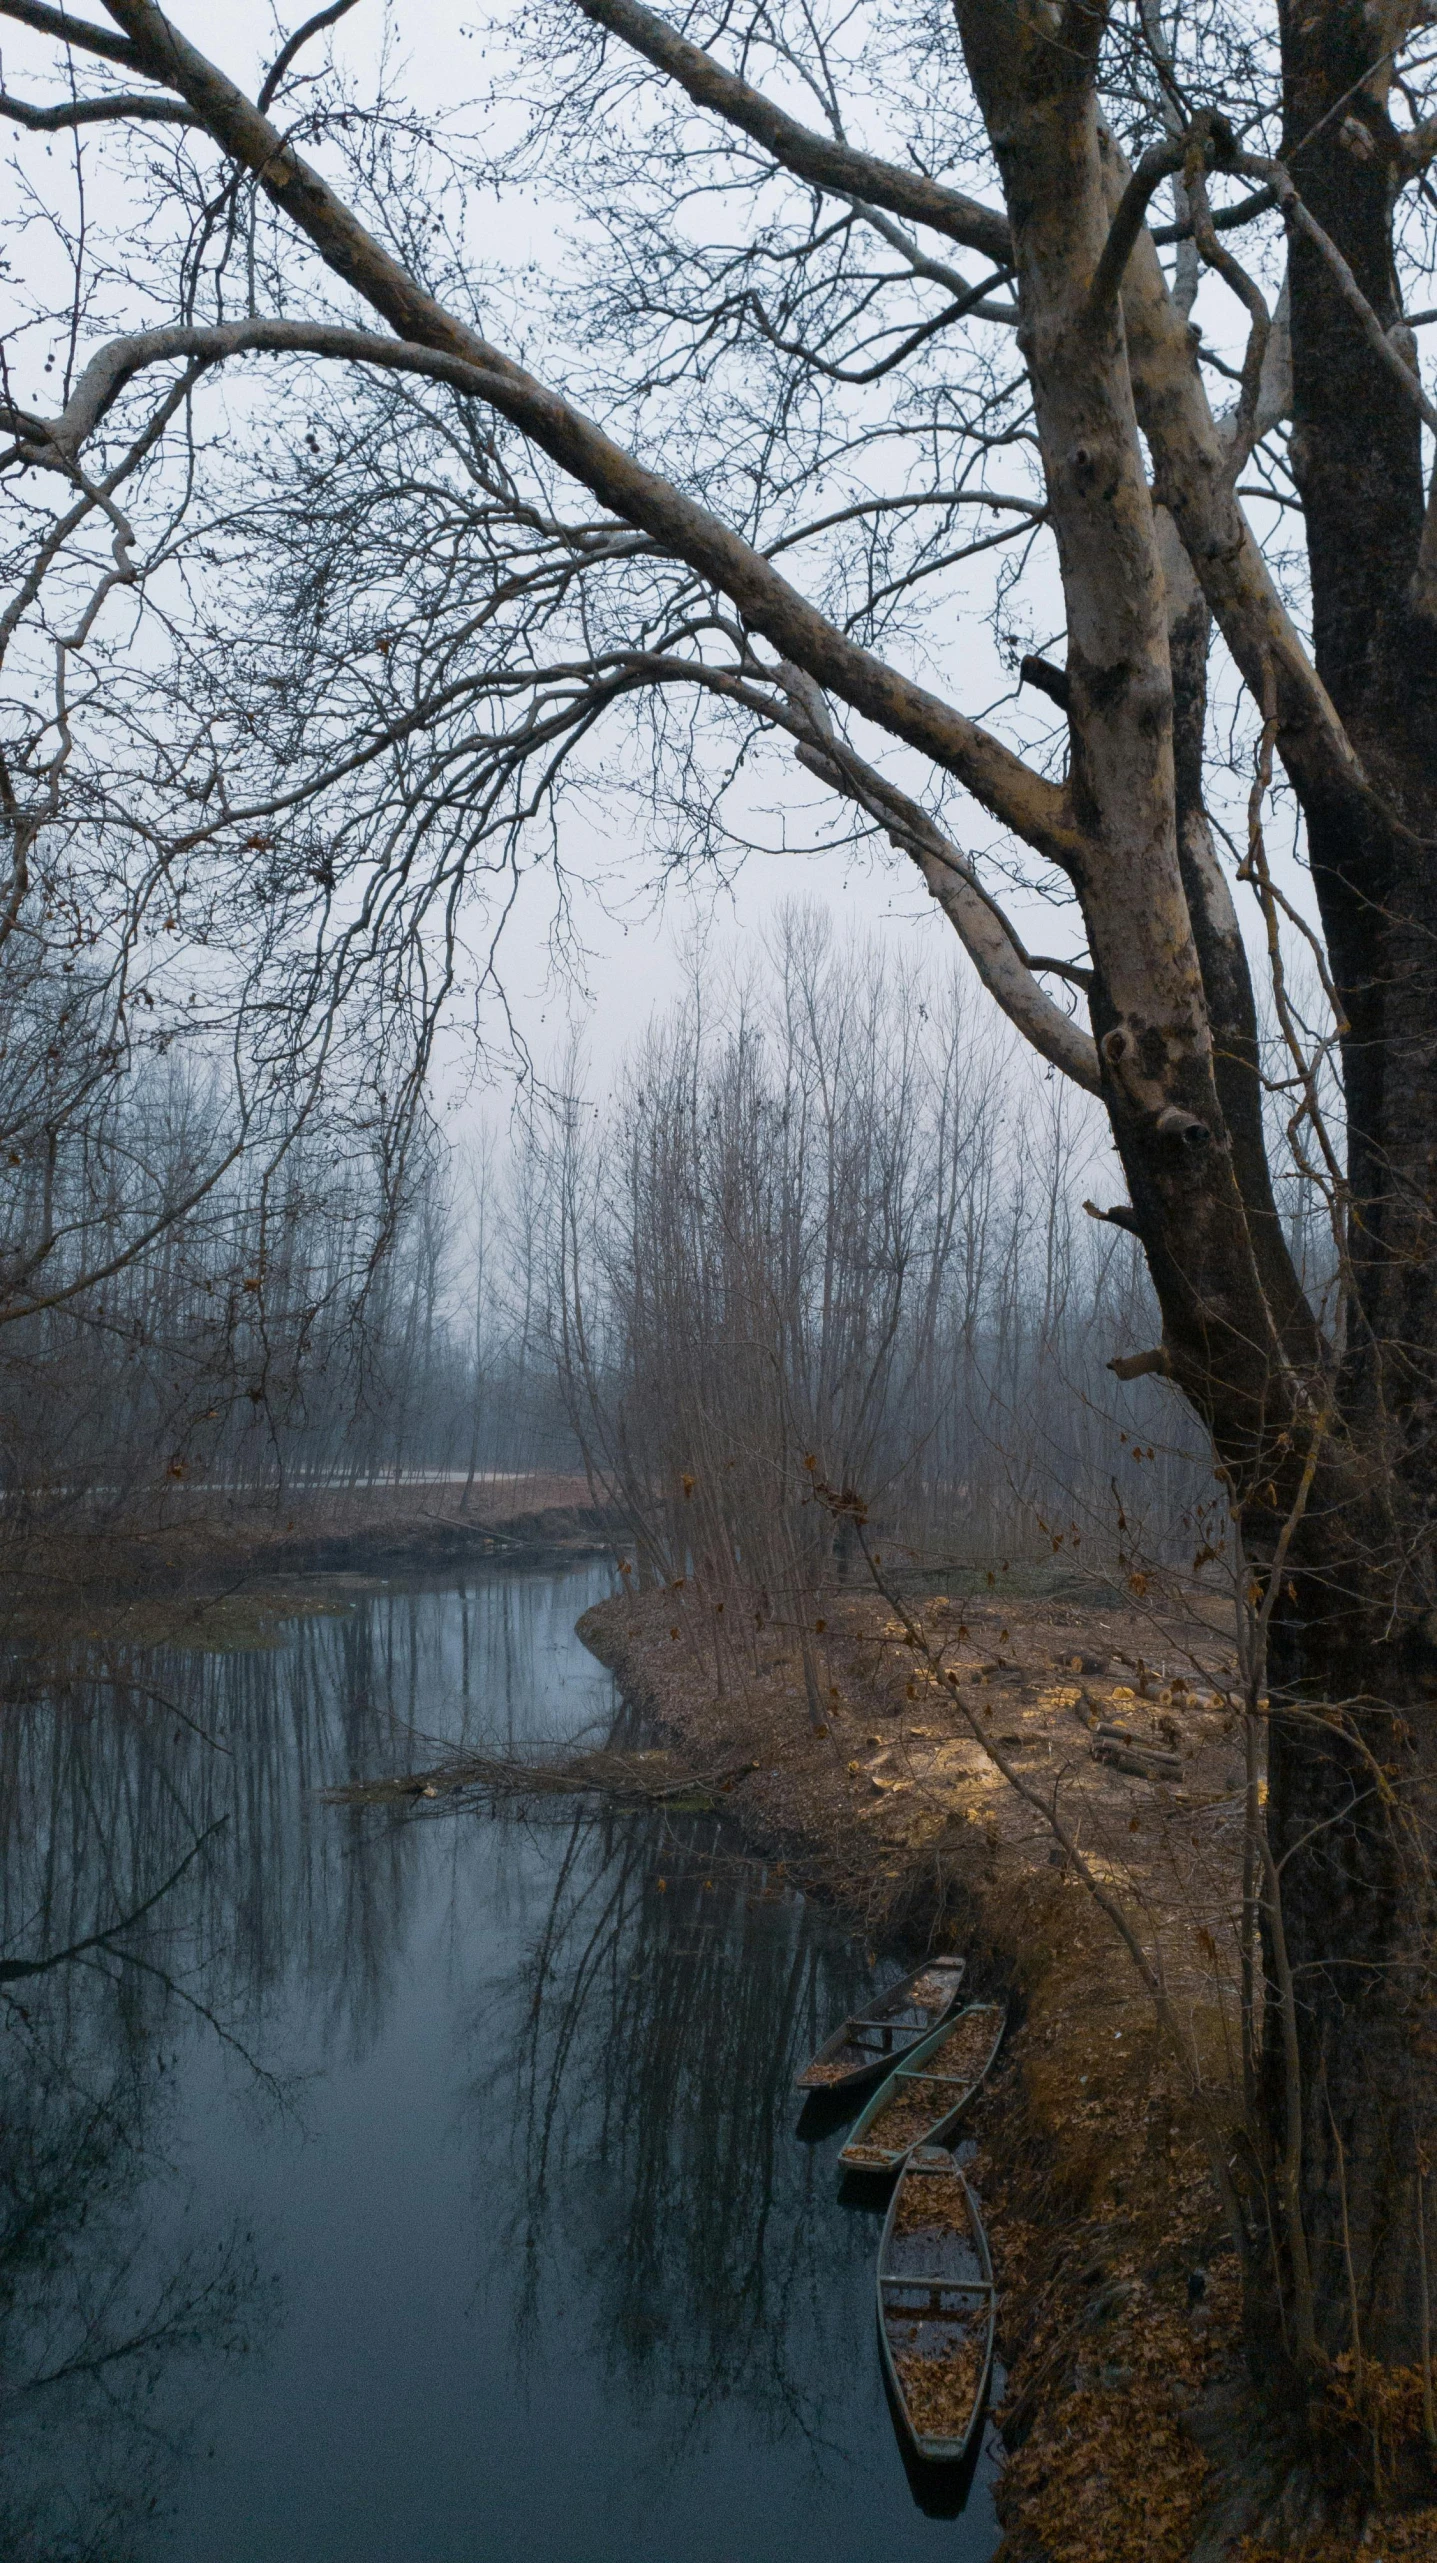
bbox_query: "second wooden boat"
[876,2146,996,2465]
[795,1953,966,2095]
[838,1999,1006,2172]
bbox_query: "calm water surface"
[0,1564,1001,2561]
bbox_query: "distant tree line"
[0,905,1316,1566]
[0,926,568,1541]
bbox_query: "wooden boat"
[876,2145,996,2465]
[838,1999,1005,2172]
[795,1954,966,2096]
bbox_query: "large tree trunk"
[1267,1588,1437,2387]
[1255,0,1437,2399]
[953,0,1437,2410]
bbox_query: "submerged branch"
[322,1743,760,1812]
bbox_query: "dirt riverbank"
[580,1576,1437,2563]
[0,1475,615,1645]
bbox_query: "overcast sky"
[0,5,1302,1116]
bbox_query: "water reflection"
[0,1851,268,2561]
[0,1568,999,2560]
[490,1797,875,2445]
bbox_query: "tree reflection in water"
[483,1730,883,2457]
[0,1755,264,2563]
[0,1568,627,2554]
[0,1567,942,2554]
[0,1982,265,2563]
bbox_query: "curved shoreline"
[0,1488,617,1649]
[578,1582,1268,2563]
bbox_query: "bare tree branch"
[0,1,144,71]
[567,0,1012,266]
[0,83,194,127]
[256,0,361,115]
[30,14,1086,871]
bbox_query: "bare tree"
[4,0,1437,2487]
[546,906,1192,1620]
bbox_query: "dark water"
[0,1564,1001,2562]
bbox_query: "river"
[0,1561,1002,2562]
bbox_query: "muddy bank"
[579,1580,1437,2563]
[0,1484,622,1675]
[0,1476,619,1632]
[229,1492,620,1578]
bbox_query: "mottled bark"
[956,0,1437,2407]
[954,1,1306,1476]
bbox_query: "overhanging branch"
[773,663,1100,1093]
[566,0,1012,265]
[546,0,1382,879]
[0,84,194,127]
[40,13,1089,876]
[0,1,144,70]
[26,0,1373,888]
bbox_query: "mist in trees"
[0,900,1214,1577]
[548,909,1213,1616]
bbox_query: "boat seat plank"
[880,2273,994,2296]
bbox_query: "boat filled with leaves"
[876,2145,996,2465]
[838,2001,1005,2173]
[795,1953,966,2094]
